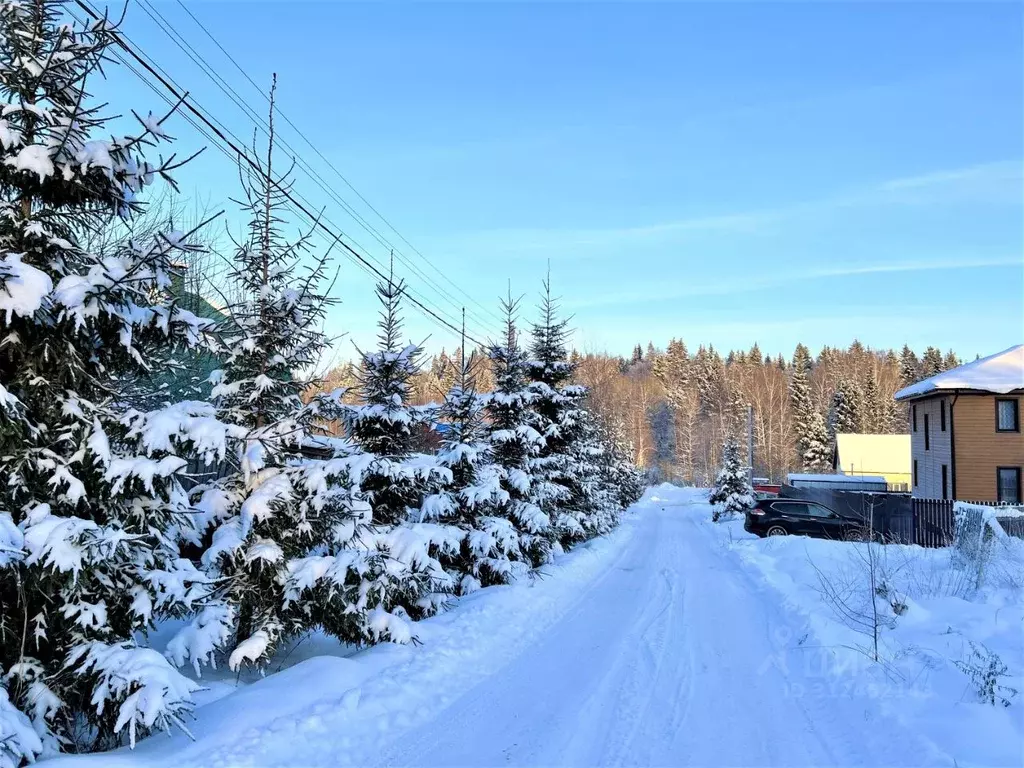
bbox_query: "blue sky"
[94,2,1022,362]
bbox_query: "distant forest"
[319,340,961,485]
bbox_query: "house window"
[940,400,946,432]
[996,399,1020,433]
[941,465,948,500]
[913,404,917,432]
[997,467,1021,505]
[913,459,918,487]
[924,413,930,450]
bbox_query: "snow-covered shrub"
[709,440,754,521]
[68,642,200,748]
[0,1,235,751]
[0,684,42,768]
[955,640,1018,707]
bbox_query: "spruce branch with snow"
[0,0,230,752]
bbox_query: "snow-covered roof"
[787,473,887,484]
[895,344,1024,401]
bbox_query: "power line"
[171,0,506,332]
[130,0,501,339]
[71,0,490,347]
[121,0,489,343]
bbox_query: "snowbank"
[709,511,1024,767]
[47,491,654,768]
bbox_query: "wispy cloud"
[428,159,1021,261]
[879,160,1021,192]
[564,255,1023,310]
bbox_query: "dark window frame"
[913,459,918,487]
[996,398,1020,433]
[924,413,930,450]
[940,400,946,432]
[941,464,948,500]
[912,404,917,432]
[996,467,1022,505]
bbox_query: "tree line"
[0,3,643,761]
[325,335,962,488]
[539,340,956,485]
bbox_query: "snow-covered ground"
[52,485,1023,768]
[714,503,1024,768]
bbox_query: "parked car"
[744,498,876,541]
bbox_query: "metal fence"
[777,487,1023,547]
[912,498,956,547]
[911,498,1024,547]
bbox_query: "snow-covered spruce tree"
[921,346,944,378]
[526,278,594,550]
[789,343,818,471]
[709,440,754,522]
[570,408,622,537]
[343,267,453,620]
[604,414,646,507]
[899,345,920,388]
[0,2,233,753]
[420,320,529,595]
[483,291,551,566]
[173,78,386,674]
[828,379,859,439]
[802,410,832,472]
[861,369,882,434]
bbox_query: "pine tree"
[899,345,920,386]
[420,316,529,595]
[943,349,961,372]
[568,408,622,537]
[631,343,643,365]
[921,346,944,378]
[828,380,859,438]
[803,410,832,471]
[789,343,815,468]
[347,267,436,524]
[653,338,696,481]
[484,291,551,566]
[526,277,590,550]
[343,264,452,621]
[709,440,754,521]
[0,2,231,752]
[748,342,763,366]
[861,369,882,433]
[878,388,900,434]
[175,78,384,674]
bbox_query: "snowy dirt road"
[64,486,954,768]
[377,489,946,768]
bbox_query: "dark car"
[744,498,875,542]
